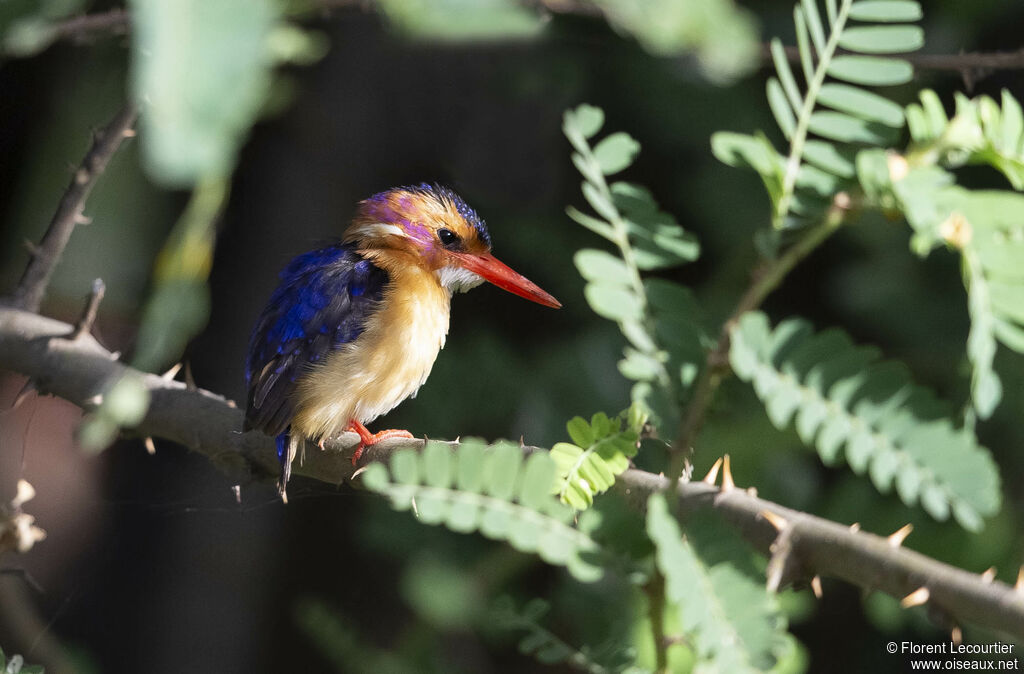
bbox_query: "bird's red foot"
[346,419,414,465]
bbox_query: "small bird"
[244,184,561,498]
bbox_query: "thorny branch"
[2,306,1022,640]
[5,103,137,313]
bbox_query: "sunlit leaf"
[827,55,914,85]
[838,25,924,54]
[593,132,641,175]
[848,0,922,22]
[130,0,281,185]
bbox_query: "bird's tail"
[276,429,299,503]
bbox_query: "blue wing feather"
[244,243,388,436]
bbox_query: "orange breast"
[291,264,452,441]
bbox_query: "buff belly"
[290,273,451,441]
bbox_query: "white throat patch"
[435,265,485,294]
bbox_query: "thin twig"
[7,104,137,313]
[50,8,129,44]
[645,570,669,673]
[673,203,847,457]
[2,306,1023,639]
[43,4,1024,79]
[69,279,105,341]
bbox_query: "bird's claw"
[346,420,413,466]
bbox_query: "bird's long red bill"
[450,252,561,308]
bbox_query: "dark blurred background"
[2,1,1024,672]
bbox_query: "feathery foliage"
[883,89,1024,418]
[647,494,789,673]
[563,104,705,435]
[359,440,610,582]
[491,597,640,674]
[550,407,645,510]
[729,311,1002,530]
[712,0,922,228]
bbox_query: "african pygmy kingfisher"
[244,184,561,498]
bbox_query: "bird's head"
[343,184,561,308]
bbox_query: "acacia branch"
[6,103,137,313]
[2,306,1022,639]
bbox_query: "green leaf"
[571,152,604,190]
[803,140,857,178]
[730,312,1002,530]
[573,248,632,287]
[592,132,641,175]
[848,1,922,22]
[817,83,905,127]
[572,104,605,139]
[582,182,619,223]
[768,78,796,140]
[809,111,897,144]
[794,5,815,82]
[566,206,615,241]
[838,25,924,54]
[647,493,787,672]
[770,38,802,113]
[827,55,914,85]
[800,0,826,54]
[130,0,281,186]
[422,442,454,488]
[584,283,641,323]
[964,248,1002,420]
[619,348,664,382]
[711,131,782,177]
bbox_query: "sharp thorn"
[12,480,36,509]
[351,465,370,479]
[231,485,241,504]
[887,523,913,547]
[849,522,861,533]
[759,509,789,532]
[122,128,137,138]
[702,457,723,485]
[900,586,930,608]
[73,213,93,225]
[225,399,237,408]
[411,496,419,518]
[811,575,823,599]
[12,379,35,410]
[981,567,996,583]
[1015,566,1024,592]
[143,437,156,455]
[161,362,183,380]
[746,486,758,497]
[184,361,197,391]
[721,454,735,491]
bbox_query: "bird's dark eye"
[437,228,460,247]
